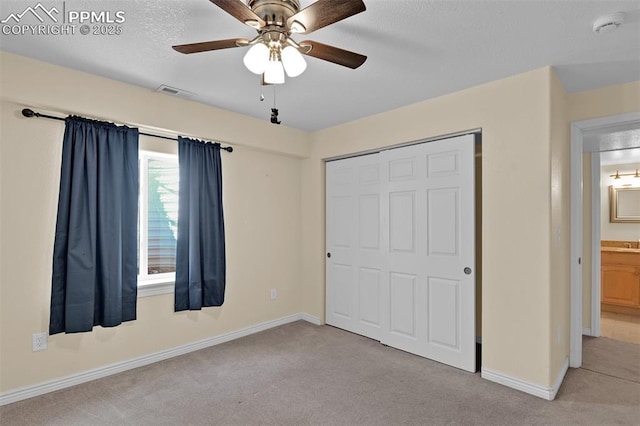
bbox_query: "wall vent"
[156,85,193,98]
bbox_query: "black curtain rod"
[21,108,233,152]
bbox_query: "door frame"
[588,152,601,338]
[570,112,640,368]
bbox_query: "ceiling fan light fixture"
[173,0,368,87]
[243,42,269,74]
[281,46,307,77]
[264,58,285,84]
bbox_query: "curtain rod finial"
[22,108,36,118]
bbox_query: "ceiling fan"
[172,0,367,84]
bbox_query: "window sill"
[138,278,174,298]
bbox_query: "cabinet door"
[601,265,640,307]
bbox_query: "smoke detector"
[593,12,625,34]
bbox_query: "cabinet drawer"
[601,251,640,267]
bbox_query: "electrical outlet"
[32,332,48,352]
[270,288,277,301]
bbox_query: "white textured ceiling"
[1,0,639,131]
[583,120,640,152]
[600,148,640,165]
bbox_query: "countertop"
[601,240,640,253]
[601,247,640,253]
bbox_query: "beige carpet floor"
[1,321,639,425]
[582,335,640,383]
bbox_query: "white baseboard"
[481,357,569,401]
[0,312,321,406]
[300,312,322,325]
[582,327,592,336]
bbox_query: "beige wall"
[600,163,640,241]
[0,52,310,392]
[302,67,558,387]
[2,49,638,396]
[549,70,570,385]
[568,81,640,122]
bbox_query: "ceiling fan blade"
[172,38,248,54]
[209,0,265,29]
[287,0,365,35]
[300,40,367,69]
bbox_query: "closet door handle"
[464,267,472,275]
[327,252,331,258]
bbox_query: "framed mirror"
[610,186,640,223]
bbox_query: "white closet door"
[380,134,476,372]
[326,154,385,340]
[325,134,475,372]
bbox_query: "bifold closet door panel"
[326,153,386,340]
[380,134,476,373]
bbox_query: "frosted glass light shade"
[264,60,285,84]
[243,43,269,74]
[281,46,307,77]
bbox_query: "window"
[138,151,179,296]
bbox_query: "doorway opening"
[593,150,640,345]
[570,112,640,368]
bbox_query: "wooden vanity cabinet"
[601,251,640,311]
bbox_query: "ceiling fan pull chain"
[273,85,277,108]
[271,85,281,125]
